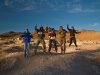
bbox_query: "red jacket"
[48,31,56,39]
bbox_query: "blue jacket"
[20,32,33,42]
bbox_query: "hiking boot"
[24,55,26,58]
[64,50,66,54]
[34,50,37,54]
[61,51,63,53]
[43,50,46,53]
[55,50,57,53]
[26,55,28,58]
[61,49,63,53]
[24,54,28,58]
[69,44,71,47]
[48,51,51,53]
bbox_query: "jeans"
[24,42,30,56]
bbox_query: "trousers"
[24,42,30,56]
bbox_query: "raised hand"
[35,24,37,26]
[66,24,68,26]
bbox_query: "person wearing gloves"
[48,28,57,53]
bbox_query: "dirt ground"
[0,40,100,75]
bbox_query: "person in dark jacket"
[58,26,67,53]
[34,24,46,54]
[20,28,33,58]
[48,28,57,53]
[67,24,77,47]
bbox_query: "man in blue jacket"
[20,28,33,58]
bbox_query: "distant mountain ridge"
[0,29,100,40]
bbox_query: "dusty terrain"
[0,30,100,75]
[0,39,100,75]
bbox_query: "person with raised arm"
[67,24,77,48]
[34,24,46,54]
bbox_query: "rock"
[8,40,15,44]
[16,38,21,40]
[92,65,100,74]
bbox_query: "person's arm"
[54,32,56,38]
[34,24,38,31]
[66,24,70,31]
[20,33,24,37]
[48,32,51,39]
[64,30,66,37]
[43,33,45,38]
[74,30,76,33]
[30,33,33,38]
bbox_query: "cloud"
[67,4,81,13]
[72,4,82,12]
[93,23,100,27]
[67,4,96,13]
[88,23,100,27]
[66,0,100,13]
[3,0,100,13]
[21,6,36,11]
[4,0,13,6]
[4,0,37,11]
[4,0,67,12]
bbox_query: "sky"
[0,0,100,33]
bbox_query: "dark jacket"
[35,26,45,39]
[20,32,33,42]
[67,26,76,37]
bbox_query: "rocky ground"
[0,39,100,75]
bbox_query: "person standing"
[58,26,67,53]
[48,28,57,53]
[20,28,33,58]
[34,24,46,54]
[67,24,77,47]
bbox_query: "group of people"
[20,24,78,58]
